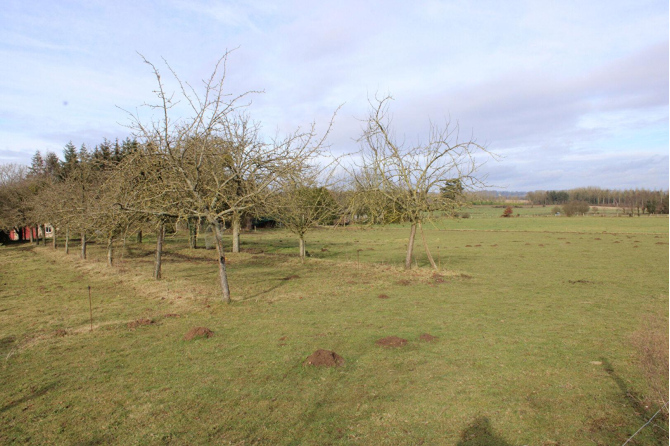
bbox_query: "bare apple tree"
[124,51,335,303]
[354,94,491,270]
[269,170,340,259]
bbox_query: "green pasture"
[1,211,668,445]
[459,204,628,218]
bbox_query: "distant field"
[1,210,668,445]
[461,204,634,218]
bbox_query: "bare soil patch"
[419,333,437,342]
[282,275,300,281]
[376,336,408,347]
[303,349,345,367]
[128,318,155,329]
[378,294,390,299]
[184,327,214,341]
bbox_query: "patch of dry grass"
[631,315,669,416]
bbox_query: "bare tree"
[0,164,32,240]
[269,172,340,259]
[124,51,335,303]
[353,94,490,270]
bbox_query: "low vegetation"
[1,212,667,445]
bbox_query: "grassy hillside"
[1,211,668,445]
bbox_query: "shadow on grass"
[0,336,16,356]
[456,416,511,446]
[600,357,668,444]
[0,381,59,414]
[238,279,290,301]
[163,251,215,262]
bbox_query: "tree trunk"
[107,236,114,267]
[153,223,164,280]
[81,232,87,260]
[419,222,438,270]
[39,224,46,245]
[137,230,142,244]
[213,219,231,303]
[188,216,198,249]
[404,223,417,270]
[65,228,69,254]
[52,227,57,249]
[29,227,34,243]
[299,236,306,259]
[232,214,241,253]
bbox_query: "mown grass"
[1,210,668,445]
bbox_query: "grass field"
[1,209,668,445]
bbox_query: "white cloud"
[0,0,667,189]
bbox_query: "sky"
[0,0,668,191]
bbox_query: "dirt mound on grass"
[419,333,437,342]
[303,349,345,367]
[127,318,154,329]
[376,336,407,347]
[378,294,390,299]
[184,327,214,341]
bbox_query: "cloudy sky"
[1,0,667,190]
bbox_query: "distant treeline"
[525,188,669,214]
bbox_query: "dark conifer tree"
[29,151,45,176]
[62,141,79,178]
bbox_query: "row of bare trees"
[526,188,669,214]
[0,53,490,302]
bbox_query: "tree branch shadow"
[0,381,59,414]
[600,357,668,444]
[457,416,511,446]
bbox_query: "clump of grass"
[631,315,669,417]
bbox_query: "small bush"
[461,212,471,219]
[551,206,561,215]
[501,206,513,218]
[562,201,590,217]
